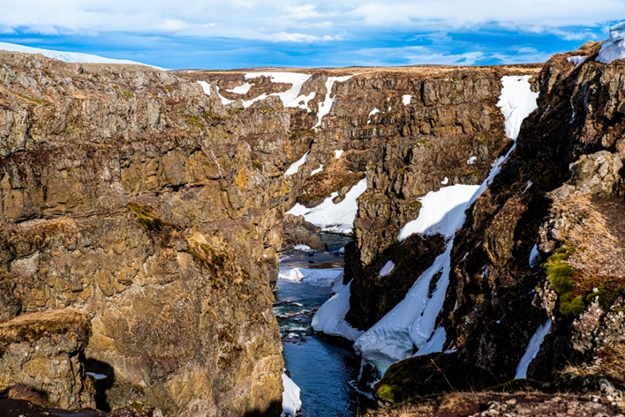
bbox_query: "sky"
[0,1,622,69]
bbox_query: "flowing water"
[274,235,374,416]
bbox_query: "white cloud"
[0,0,621,43]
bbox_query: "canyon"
[0,35,624,417]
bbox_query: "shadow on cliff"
[242,400,282,417]
[84,358,115,412]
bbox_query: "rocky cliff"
[373,41,625,405]
[0,51,286,416]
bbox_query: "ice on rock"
[367,108,380,124]
[529,244,540,268]
[312,280,364,342]
[281,373,302,417]
[597,22,625,64]
[515,320,552,379]
[467,156,477,165]
[402,94,412,105]
[334,150,344,159]
[293,244,311,251]
[567,55,587,67]
[278,267,343,285]
[286,177,367,234]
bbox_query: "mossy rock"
[128,202,180,232]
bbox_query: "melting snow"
[312,280,364,341]
[402,94,412,105]
[227,82,254,95]
[281,373,302,417]
[314,75,353,129]
[0,42,160,68]
[286,177,367,234]
[334,150,344,159]
[597,22,625,64]
[242,93,268,108]
[467,156,477,165]
[354,74,539,377]
[379,261,395,278]
[567,55,587,67]
[311,164,324,175]
[515,320,552,379]
[245,72,314,111]
[285,151,309,177]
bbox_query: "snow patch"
[281,373,302,417]
[354,245,453,375]
[245,72,314,111]
[314,75,354,129]
[86,372,108,380]
[0,42,160,68]
[242,93,268,108]
[286,177,367,234]
[198,81,211,96]
[278,267,343,285]
[497,76,539,140]
[215,86,234,105]
[379,261,395,278]
[402,94,412,105]
[311,164,324,175]
[312,280,364,341]
[227,82,254,95]
[522,180,533,195]
[467,156,477,165]
[334,150,344,159]
[293,244,311,251]
[413,327,446,357]
[515,320,552,379]
[441,177,449,185]
[597,22,625,64]
[567,55,587,67]
[285,151,309,177]
[397,184,480,242]
[367,108,380,124]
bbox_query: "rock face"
[0,309,94,410]
[374,41,625,401]
[0,51,285,416]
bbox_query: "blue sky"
[0,1,622,69]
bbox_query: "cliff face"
[0,52,286,416]
[375,41,625,401]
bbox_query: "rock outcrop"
[0,51,286,416]
[373,41,625,402]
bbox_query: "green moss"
[408,200,422,209]
[185,114,206,131]
[543,247,584,318]
[376,383,405,403]
[585,283,625,311]
[128,201,179,232]
[122,89,135,99]
[413,138,431,149]
[165,84,175,93]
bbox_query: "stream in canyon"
[274,234,374,416]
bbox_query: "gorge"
[0,31,624,417]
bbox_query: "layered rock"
[0,51,286,416]
[374,41,625,401]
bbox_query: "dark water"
[275,239,374,417]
